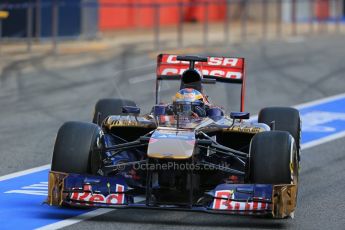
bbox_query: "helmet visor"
[173,102,193,116]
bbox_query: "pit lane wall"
[99,0,344,31]
[99,0,226,30]
[2,0,343,38]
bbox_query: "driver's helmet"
[173,88,206,117]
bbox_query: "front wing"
[47,171,297,219]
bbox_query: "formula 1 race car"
[47,54,300,218]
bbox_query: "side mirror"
[230,112,250,120]
[122,106,140,115]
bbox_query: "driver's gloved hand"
[194,106,206,117]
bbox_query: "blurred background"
[0,0,344,51]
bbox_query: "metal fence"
[0,0,344,53]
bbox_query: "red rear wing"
[155,54,247,112]
[157,54,245,84]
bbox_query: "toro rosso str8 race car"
[47,54,301,218]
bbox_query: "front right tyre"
[51,121,102,174]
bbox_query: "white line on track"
[301,130,345,150]
[1,92,345,229]
[0,164,50,182]
[294,92,345,110]
[35,209,113,230]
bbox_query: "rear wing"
[157,54,245,83]
[156,54,247,112]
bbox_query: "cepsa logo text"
[70,184,125,206]
[161,68,242,80]
[165,55,240,67]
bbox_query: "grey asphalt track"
[0,35,345,229]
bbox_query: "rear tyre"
[92,98,136,124]
[249,131,298,184]
[258,107,301,161]
[51,121,102,174]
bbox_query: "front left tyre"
[249,131,298,185]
